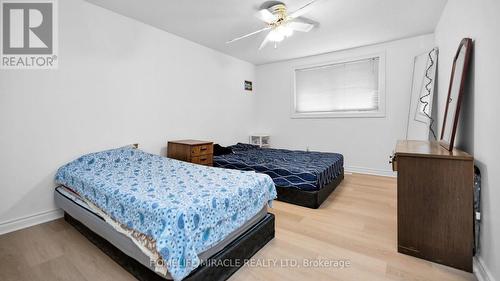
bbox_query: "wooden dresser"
[167,140,213,166]
[391,140,474,272]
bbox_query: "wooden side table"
[167,140,213,166]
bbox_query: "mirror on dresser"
[440,38,473,151]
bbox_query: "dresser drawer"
[191,144,213,156]
[192,155,213,165]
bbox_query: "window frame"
[290,52,386,119]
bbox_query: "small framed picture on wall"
[244,80,253,91]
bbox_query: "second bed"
[214,143,344,209]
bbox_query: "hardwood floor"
[0,173,476,281]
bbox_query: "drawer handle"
[200,157,207,161]
[201,147,208,151]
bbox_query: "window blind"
[295,57,380,113]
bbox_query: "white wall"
[254,35,435,175]
[435,1,500,280]
[0,0,255,232]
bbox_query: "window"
[292,53,385,118]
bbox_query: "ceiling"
[85,0,447,65]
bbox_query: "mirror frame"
[439,38,473,151]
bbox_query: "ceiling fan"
[226,1,318,50]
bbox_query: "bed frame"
[65,212,275,281]
[275,169,344,209]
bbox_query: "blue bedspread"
[214,143,343,191]
[55,147,276,281]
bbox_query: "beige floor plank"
[0,173,475,281]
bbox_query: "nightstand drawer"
[192,155,213,165]
[168,140,214,166]
[191,144,213,156]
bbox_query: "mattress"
[55,186,267,280]
[54,146,276,281]
[214,143,344,191]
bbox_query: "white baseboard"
[0,209,63,235]
[345,166,396,177]
[474,256,495,281]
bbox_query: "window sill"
[290,111,386,119]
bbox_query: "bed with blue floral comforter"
[55,147,276,281]
[214,143,344,192]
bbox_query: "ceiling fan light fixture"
[226,0,318,49]
[277,25,294,37]
[268,29,285,42]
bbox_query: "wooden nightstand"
[167,140,213,166]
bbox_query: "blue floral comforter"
[55,147,276,281]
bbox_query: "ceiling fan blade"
[259,31,272,50]
[226,27,271,44]
[289,0,318,19]
[288,21,314,32]
[255,9,278,23]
